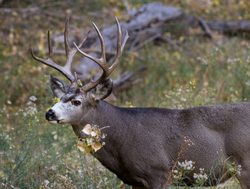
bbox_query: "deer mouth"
[57,119,64,124]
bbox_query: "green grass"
[1,0,250,188]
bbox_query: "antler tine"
[92,22,107,68]
[73,17,129,92]
[63,17,89,78]
[108,17,129,74]
[64,30,89,72]
[48,30,52,57]
[64,17,70,58]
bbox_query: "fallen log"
[48,2,250,95]
[72,3,183,93]
[207,20,250,34]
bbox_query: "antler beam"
[31,18,88,82]
[74,17,129,92]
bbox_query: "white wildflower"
[193,167,208,185]
[82,124,92,135]
[23,96,38,116]
[90,131,97,137]
[178,160,195,171]
[237,165,242,176]
[172,169,178,174]
[44,179,50,187]
[29,95,37,102]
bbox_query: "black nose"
[45,109,56,121]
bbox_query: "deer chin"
[48,120,64,124]
[48,120,59,124]
[57,119,65,124]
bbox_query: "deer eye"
[71,99,81,106]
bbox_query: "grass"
[1,0,250,188]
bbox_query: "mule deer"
[31,18,250,189]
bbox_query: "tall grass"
[1,0,250,188]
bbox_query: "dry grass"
[1,0,250,188]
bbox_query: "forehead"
[61,86,82,102]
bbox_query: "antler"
[74,17,129,92]
[31,18,88,82]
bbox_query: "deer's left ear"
[88,79,113,102]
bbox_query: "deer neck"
[71,101,126,167]
[71,101,120,138]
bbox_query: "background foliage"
[1,0,250,188]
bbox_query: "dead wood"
[207,20,250,34]
[47,2,250,95]
[113,66,147,95]
[72,3,183,92]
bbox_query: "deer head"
[31,18,128,124]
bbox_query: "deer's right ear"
[50,76,66,98]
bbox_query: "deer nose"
[46,109,56,121]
